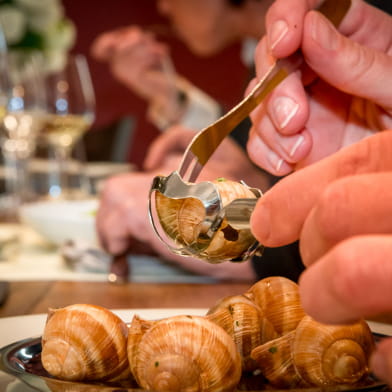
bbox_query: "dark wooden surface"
[2,280,392,325]
[0,281,251,318]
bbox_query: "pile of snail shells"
[206,276,375,388]
[41,304,242,392]
[155,178,258,262]
[40,276,376,391]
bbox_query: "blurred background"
[62,0,248,167]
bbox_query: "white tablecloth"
[0,224,216,283]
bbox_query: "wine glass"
[0,51,47,219]
[39,54,95,200]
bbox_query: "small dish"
[19,198,99,246]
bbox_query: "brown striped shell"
[206,294,279,371]
[127,314,242,392]
[251,315,375,388]
[155,178,258,263]
[244,276,306,336]
[41,304,130,382]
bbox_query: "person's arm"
[91,25,221,131]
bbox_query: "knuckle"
[314,179,353,243]
[335,132,392,177]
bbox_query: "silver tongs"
[149,0,351,263]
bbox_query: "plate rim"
[0,326,389,392]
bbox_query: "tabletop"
[0,280,251,318]
[1,280,392,392]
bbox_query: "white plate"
[0,309,207,392]
[0,310,389,392]
[0,308,207,347]
[1,310,390,348]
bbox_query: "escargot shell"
[251,315,375,387]
[41,304,130,382]
[245,276,306,335]
[206,294,279,371]
[128,314,242,392]
[155,178,258,262]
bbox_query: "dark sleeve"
[252,242,305,283]
[366,0,392,14]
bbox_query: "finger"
[247,112,312,169]
[143,126,195,170]
[90,33,117,60]
[303,10,392,115]
[370,338,392,386]
[299,235,392,324]
[253,38,311,136]
[91,27,147,60]
[265,0,362,57]
[250,131,392,246]
[265,0,321,56]
[247,126,294,176]
[96,208,130,255]
[300,173,392,266]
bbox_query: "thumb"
[303,10,392,114]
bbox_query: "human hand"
[144,125,271,190]
[91,25,179,111]
[249,131,392,384]
[247,0,392,176]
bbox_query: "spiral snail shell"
[250,315,375,388]
[155,178,258,262]
[206,294,278,371]
[41,304,130,382]
[127,314,242,392]
[244,276,306,336]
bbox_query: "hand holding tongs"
[149,0,351,263]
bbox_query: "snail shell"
[41,304,130,382]
[128,314,242,392]
[206,294,279,371]
[251,315,375,387]
[244,276,306,335]
[155,178,258,262]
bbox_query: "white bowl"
[19,199,99,246]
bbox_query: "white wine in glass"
[39,54,95,199]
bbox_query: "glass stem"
[3,153,31,205]
[52,144,72,199]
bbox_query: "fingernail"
[281,134,305,158]
[268,149,286,173]
[311,13,338,51]
[371,351,389,381]
[269,20,288,50]
[289,134,304,157]
[273,96,299,129]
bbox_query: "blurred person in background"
[90,0,307,282]
[90,0,392,282]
